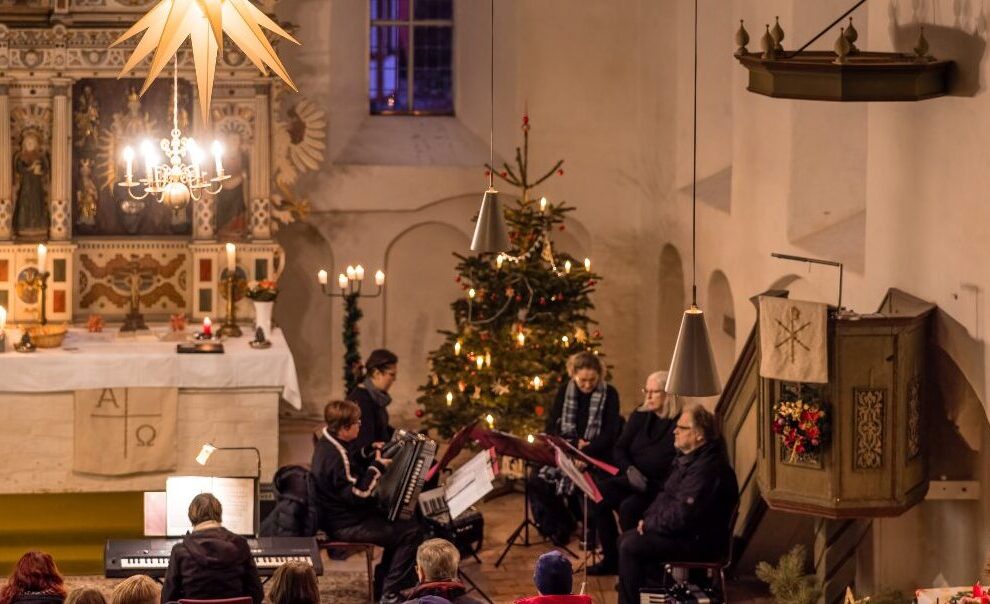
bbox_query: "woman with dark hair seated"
[161,493,264,604]
[0,552,66,604]
[347,348,400,460]
[268,561,320,604]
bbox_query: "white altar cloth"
[0,326,301,409]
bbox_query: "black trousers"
[331,515,423,596]
[593,475,656,566]
[617,529,703,604]
[528,473,587,545]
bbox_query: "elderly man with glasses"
[616,404,738,604]
[587,370,680,576]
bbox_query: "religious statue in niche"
[12,129,50,241]
[211,104,254,240]
[72,78,193,237]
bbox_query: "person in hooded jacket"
[0,552,66,604]
[514,551,592,604]
[161,493,264,604]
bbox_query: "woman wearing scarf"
[530,351,622,546]
[347,349,399,461]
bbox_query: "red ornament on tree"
[415,409,425,418]
[557,169,564,176]
[535,405,544,417]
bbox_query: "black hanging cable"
[691,0,698,307]
[489,0,495,190]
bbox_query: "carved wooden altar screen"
[0,0,313,323]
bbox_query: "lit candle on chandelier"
[317,270,328,285]
[211,140,224,176]
[225,243,236,272]
[188,139,203,179]
[140,140,155,180]
[202,316,213,337]
[354,265,365,281]
[123,146,135,181]
[337,273,348,290]
[375,270,386,286]
[346,265,356,280]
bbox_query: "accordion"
[375,432,437,521]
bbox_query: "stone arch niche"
[706,269,736,385]
[275,221,335,418]
[384,221,470,429]
[658,244,686,368]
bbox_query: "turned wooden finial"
[771,16,785,52]
[761,24,777,60]
[844,17,859,53]
[735,19,750,56]
[834,27,851,64]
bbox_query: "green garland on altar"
[343,292,363,393]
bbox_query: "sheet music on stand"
[548,442,604,503]
[420,448,497,521]
[165,476,255,536]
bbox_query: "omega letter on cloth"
[758,296,829,384]
[73,387,178,475]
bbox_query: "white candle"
[225,243,236,272]
[516,332,525,346]
[317,270,328,285]
[203,316,213,336]
[212,140,224,175]
[485,414,495,429]
[123,146,134,181]
[0,305,6,332]
[140,140,155,180]
[345,265,356,280]
[37,244,47,273]
[564,260,572,274]
[476,356,484,370]
[187,139,203,179]
[446,392,453,406]
[354,265,365,281]
[468,288,476,299]
[454,341,461,356]
[375,270,386,286]
[338,273,348,290]
[540,197,547,212]
[584,258,591,271]
[496,255,504,269]
[527,434,536,444]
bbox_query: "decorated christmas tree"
[417,115,605,437]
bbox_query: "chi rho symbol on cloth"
[775,306,812,363]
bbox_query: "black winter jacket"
[643,441,738,558]
[614,410,677,489]
[9,593,63,604]
[309,428,387,533]
[544,382,622,464]
[347,384,395,459]
[161,525,264,604]
[401,581,484,604]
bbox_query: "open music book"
[420,448,497,520]
[165,476,255,537]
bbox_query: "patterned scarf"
[363,377,392,408]
[539,378,607,496]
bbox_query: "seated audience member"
[347,349,400,459]
[161,493,264,604]
[530,351,622,546]
[514,551,592,604]
[589,370,679,575]
[309,399,423,604]
[617,405,739,604]
[64,589,105,604]
[108,576,158,604]
[268,561,320,604]
[0,552,66,604]
[401,539,482,604]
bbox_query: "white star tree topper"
[112,0,299,121]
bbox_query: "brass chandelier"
[117,58,229,213]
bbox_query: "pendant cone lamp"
[470,0,510,254]
[666,0,721,398]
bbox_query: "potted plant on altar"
[246,279,278,338]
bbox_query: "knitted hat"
[414,597,451,604]
[365,349,398,373]
[533,550,573,595]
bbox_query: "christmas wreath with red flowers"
[772,385,830,460]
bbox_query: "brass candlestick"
[119,263,149,332]
[220,273,242,337]
[25,269,50,326]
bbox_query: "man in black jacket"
[616,405,739,604]
[588,371,678,575]
[161,493,264,604]
[310,399,423,604]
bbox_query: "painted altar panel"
[71,78,193,237]
[210,101,255,242]
[75,240,189,319]
[9,87,52,242]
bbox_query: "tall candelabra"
[318,265,385,392]
[220,272,243,338]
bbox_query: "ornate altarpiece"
[0,0,323,323]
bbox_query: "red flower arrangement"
[772,396,830,461]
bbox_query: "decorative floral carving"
[908,378,921,460]
[854,388,885,470]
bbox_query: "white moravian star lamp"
[111,0,300,121]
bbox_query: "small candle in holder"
[318,270,328,285]
[123,146,135,181]
[37,244,47,273]
[375,270,385,286]
[337,273,348,290]
[0,305,6,333]
[202,316,213,337]
[225,243,236,272]
[212,140,224,176]
[354,265,365,281]
[584,258,591,271]
[346,265,356,280]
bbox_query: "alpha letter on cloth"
[74,388,178,475]
[759,296,829,384]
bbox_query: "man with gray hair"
[587,371,681,576]
[400,539,482,604]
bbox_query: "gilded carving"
[908,378,921,459]
[854,388,885,470]
[77,249,188,314]
[270,83,326,230]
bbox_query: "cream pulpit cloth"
[759,296,829,384]
[0,327,302,409]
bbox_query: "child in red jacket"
[514,551,593,604]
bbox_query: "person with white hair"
[586,370,681,576]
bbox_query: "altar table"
[0,327,300,494]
